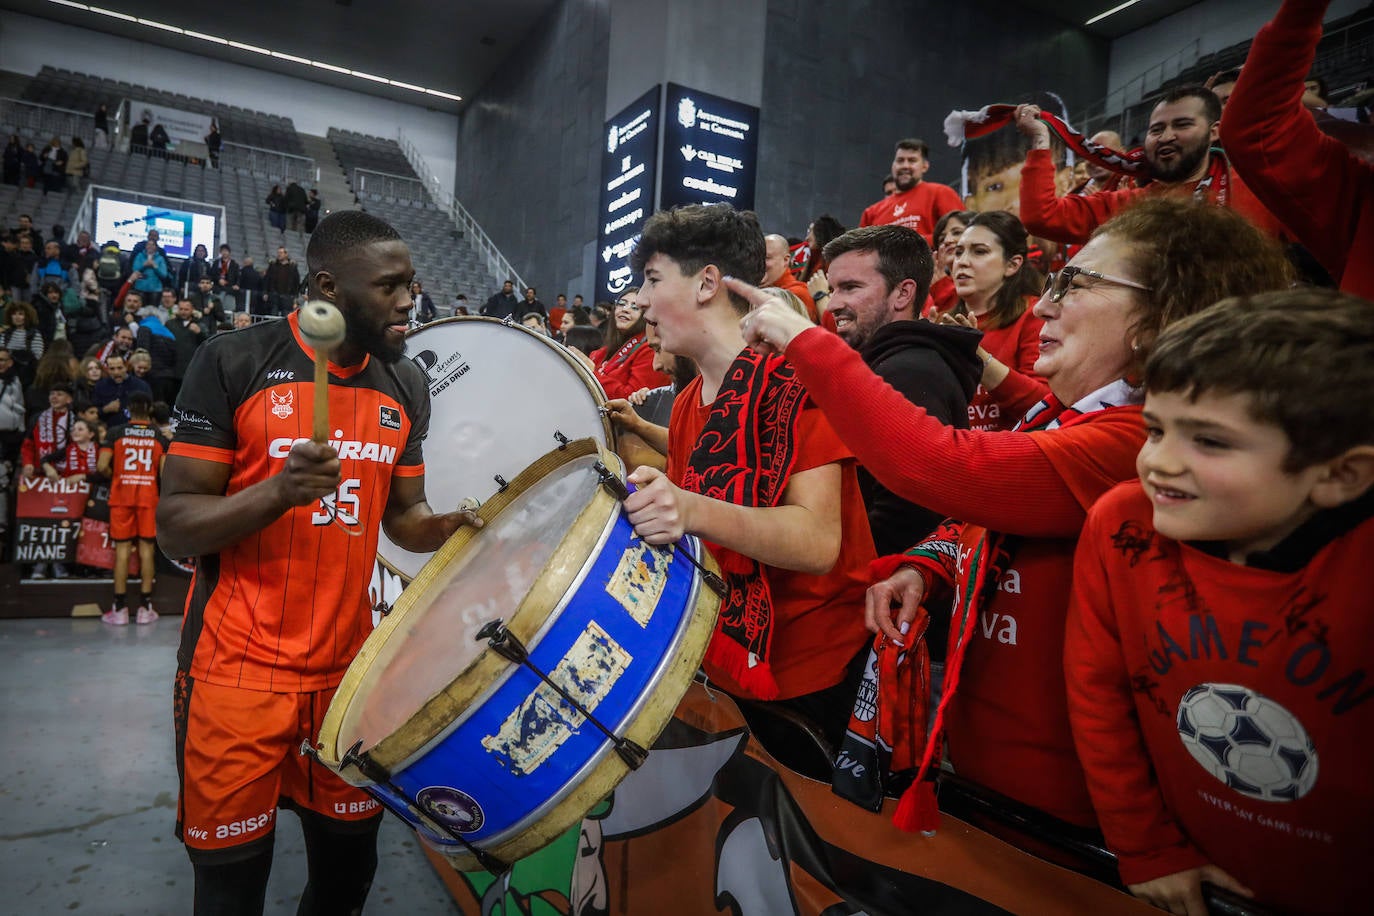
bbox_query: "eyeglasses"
[1042,266,1152,303]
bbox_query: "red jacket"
[1066,481,1374,912]
[594,332,670,400]
[1018,148,1286,244]
[783,328,1146,825]
[1222,0,1374,298]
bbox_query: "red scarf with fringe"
[679,348,807,700]
[944,104,1229,206]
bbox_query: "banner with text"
[132,100,213,146]
[596,86,661,303]
[660,83,759,212]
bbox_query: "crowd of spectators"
[3,0,1372,909]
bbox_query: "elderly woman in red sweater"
[735,198,1293,835]
[593,287,671,399]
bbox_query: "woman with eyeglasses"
[733,198,1293,839]
[592,287,672,400]
[936,210,1049,431]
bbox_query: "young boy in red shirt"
[98,391,169,625]
[622,204,876,755]
[1065,288,1374,915]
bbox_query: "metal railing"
[396,128,527,291]
[0,97,96,143]
[352,167,428,203]
[71,184,228,251]
[220,142,318,184]
[1074,38,1203,136]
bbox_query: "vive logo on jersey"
[379,405,402,431]
[270,388,294,419]
[266,368,294,381]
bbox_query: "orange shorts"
[110,505,157,541]
[173,671,381,860]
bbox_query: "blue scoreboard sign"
[596,86,661,302]
[659,83,760,211]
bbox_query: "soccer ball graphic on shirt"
[1176,683,1319,802]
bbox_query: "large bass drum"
[316,441,721,870]
[376,316,614,582]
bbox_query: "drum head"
[339,451,610,756]
[378,317,613,580]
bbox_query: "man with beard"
[1015,85,1285,242]
[817,225,982,556]
[157,211,480,915]
[858,138,965,246]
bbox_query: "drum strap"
[680,347,807,701]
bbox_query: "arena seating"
[22,67,305,156]
[327,128,419,180]
[5,70,507,306]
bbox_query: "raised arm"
[1222,0,1372,287]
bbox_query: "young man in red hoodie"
[1066,289,1374,915]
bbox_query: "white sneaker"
[102,606,129,626]
[135,603,158,625]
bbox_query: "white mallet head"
[298,300,346,351]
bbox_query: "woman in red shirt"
[924,209,975,318]
[944,210,1048,431]
[594,288,671,399]
[736,199,1294,834]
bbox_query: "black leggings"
[192,810,381,916]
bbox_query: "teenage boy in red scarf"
[623,204,875,752]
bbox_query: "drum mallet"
[298,300,347,444]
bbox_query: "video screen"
[92,197,218,259]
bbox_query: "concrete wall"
[0,11,460,198]
[754,0,1109,239]
[1107,0,1368,99]
[452,0,612,302]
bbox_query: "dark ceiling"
[1,0,1204,111]
[1021,0,1204,39]
[0,0,561,113]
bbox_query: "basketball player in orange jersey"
[158,211,480,915]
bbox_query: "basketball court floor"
[0,618,460,915]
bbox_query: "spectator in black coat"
[284,181,308,232]
[2,135,20,186]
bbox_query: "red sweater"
[1066,482,1374,912]
[1222,0,1374,298]
[594,332,670,400]
[1018,148,1286,244]
[971,304,1048,432]
[859,182,966,245]
[783,327,1145,824]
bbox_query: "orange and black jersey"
[170,311,428,692]
[102,420,170,508]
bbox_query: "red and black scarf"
[680,348,807,700]
[944,104,1230,206]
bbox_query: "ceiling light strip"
[38,0,461,101]
[1085,0,1146,26]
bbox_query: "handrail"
[352,166,428,202]
[0,97,96,142]
[395,128,526,291]
[220,141,318,183]
[0,96,97,120]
